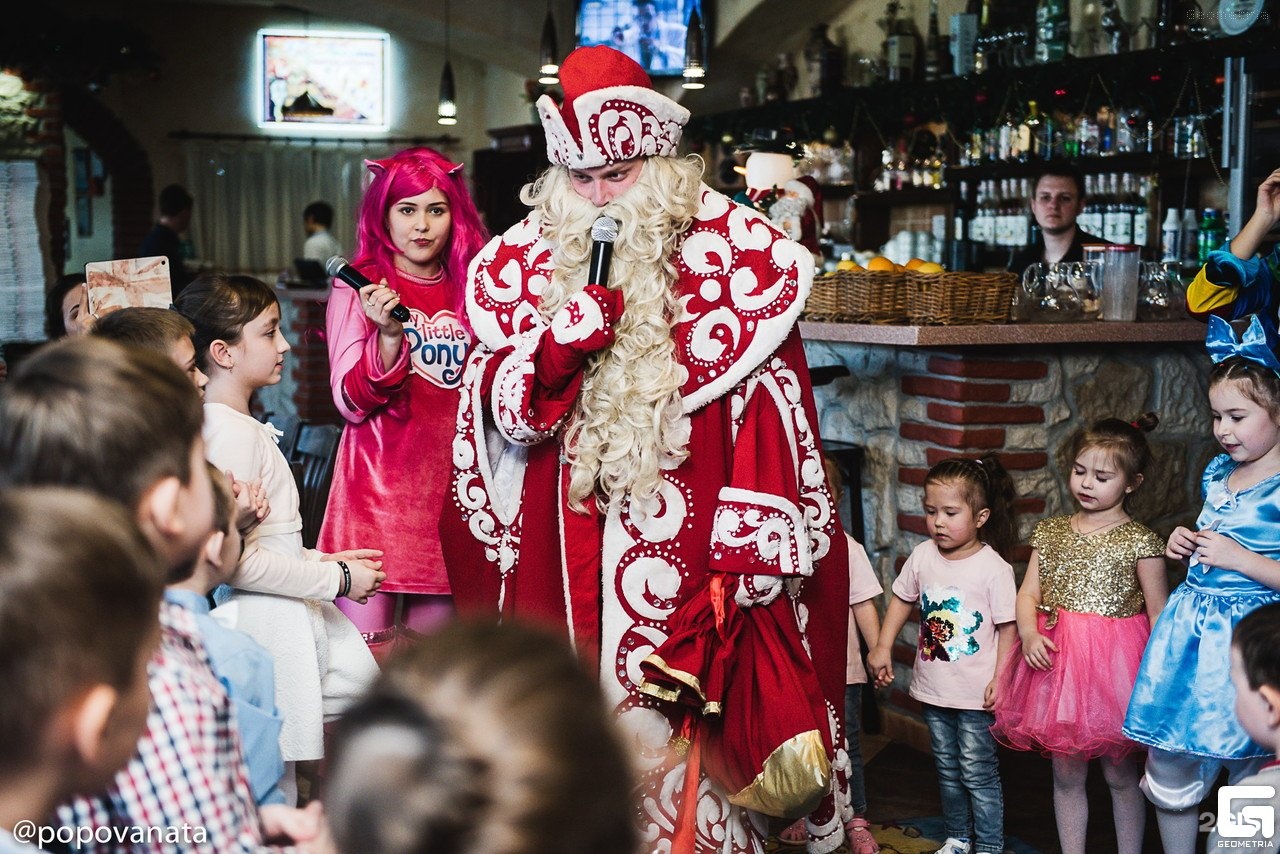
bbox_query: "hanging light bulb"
[682,3,706,90]
[438,0,458,125]
[539,6,559,85]
[438,60,457,125]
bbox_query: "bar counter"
[800,319,1205,346]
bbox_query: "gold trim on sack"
[728,730,830,818]
[638,680,681,703]
[639,654,706,700]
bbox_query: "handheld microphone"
[589,216,619,288]
[326,255,411,323]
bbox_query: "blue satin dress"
[1123,454,1280,758]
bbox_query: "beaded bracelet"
[336,560,352,599]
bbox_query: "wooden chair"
[294,424,342,549]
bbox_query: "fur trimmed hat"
[537,45,690,169]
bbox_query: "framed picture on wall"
[257,29,389,132]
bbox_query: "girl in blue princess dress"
[1123,314,1280,854]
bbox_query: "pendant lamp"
[438,0,458,125]
[682,3,706,90]
[539,4,559,85]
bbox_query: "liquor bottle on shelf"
[1022,101,1043,161]
[1102,174,1125,243]
[884,1,919,83]
[924,0,944,81]
[1115,174,1135,244]
[1034,0,1069,63]
[973,0,992,74]
[1080,175,1103,236]
[951,0,980,76]
[1180,208,1200,270]
[1012,178,1032,247]
[950,181,976,270]
[1198,208,1226,264]
[1161,208,1181,262]
[1132,175,1152,248]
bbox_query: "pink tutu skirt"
[991,609,1149,760]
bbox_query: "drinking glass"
[1014,263,1046,322]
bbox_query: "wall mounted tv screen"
[258,30,389,131]
[575,0,702,77]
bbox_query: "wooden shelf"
[799,319,1205,346]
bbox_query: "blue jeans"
[921,704,1004,853]
[845,684,868,814]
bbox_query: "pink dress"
[319,266,472,595]
[992,515,1164,760]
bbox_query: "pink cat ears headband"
[363,155,465,175]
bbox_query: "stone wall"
[802,338,1215,741]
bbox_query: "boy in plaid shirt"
[0,338,323,852]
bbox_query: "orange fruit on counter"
[866,256,896,271]
[836,260,864,271]
[916,262,945,274]
[905,257,927,270]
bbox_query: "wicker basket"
[904,271,1017,325]
[844,270,908,324]
[804,272,845,321]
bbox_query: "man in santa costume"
[443,45,852,854]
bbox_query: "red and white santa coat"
[442,185,851,853]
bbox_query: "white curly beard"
[521,156,704,511]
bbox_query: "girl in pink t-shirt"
[991,415,1168,854]
[868,455,1019,854]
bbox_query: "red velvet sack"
[640,575,832,819]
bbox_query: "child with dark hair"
[44,273,91,339]
[868,454,1019,854]
[1124,315,1280,854]
[0,488,162,853]
[0,336,321,850]
[992,413,1169,854]
[164,464,286,807]
[1206,602,1280,851]
[326,620,637,854]
[321,146,489,656]
[177,273,382,802]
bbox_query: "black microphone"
[589,216,619,288]
[326,255,411,323]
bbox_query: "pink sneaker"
[844,816,880,854]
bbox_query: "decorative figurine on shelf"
[732,128,823,261]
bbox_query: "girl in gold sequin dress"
[991,414,1169,854]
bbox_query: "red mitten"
[535,284,625,390]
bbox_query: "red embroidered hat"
[537,45,690,169]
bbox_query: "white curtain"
[0,161,47,342]
[183,138,397,276]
